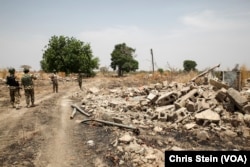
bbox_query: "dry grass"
[240,65,250,87]
[1,67,249,87]
[0,69,8,79]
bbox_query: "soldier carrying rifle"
[6,68,21,109]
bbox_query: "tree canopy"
[20,65,32,70]
[110,43,138,76]
[40,35,99,75]
[183,60,197,72]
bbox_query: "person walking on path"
[77,70,84,90]
[21,68,37,108]
[50,70,58,93]
[6,68,21,109]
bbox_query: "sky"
[1,0,250,71]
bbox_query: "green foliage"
[20,65,31,70]
[157,68,164,75]
[183,60,197,72]
[110,43,139,76]
[40,35,99,75]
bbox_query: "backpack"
[21,74,33,86]
[6,75,19,86]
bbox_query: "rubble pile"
[72,79,250,167]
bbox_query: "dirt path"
[34,90,76,167]
[0,78,119,167]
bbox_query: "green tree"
[183,60,197,72]
[20,65,32,70]
[40,35,99,76]
[110,43,138,76]
[158,68,164,76]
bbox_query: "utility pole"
[150,48,154,73]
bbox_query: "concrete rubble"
[71,77,250,167]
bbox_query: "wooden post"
[150,49,154,73]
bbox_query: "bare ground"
[0,78,120,167]
[0,75,249,167]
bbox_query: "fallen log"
[70,108,77,119]
[81,119,140,135]
[71,104,91,117]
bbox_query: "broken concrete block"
[175,107,188,117]
[244,114,250,127]
[180,86,191,95]
[184,123,197,130]
[227,88,248,111]
[175,89,199,109]
[197,98,210,111]
[186,99,197,112]
[153,126,163,132]
[158,112,168,121]
[155,83,163,90]
[231,112,244,127]
[167,112,178,122]
[195,109,220,123]
[215,88,227,102]
[223,129,238,138]
[243,103,250,114]
[209,79,229,89]
[147,93,158,103]
[119,133,134,143]
[156,91,178,106]
[140,100,149,106]
[155,105,175,112]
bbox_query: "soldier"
[21,68,37,108]
[6,68,21,109]
[50,70,58,93]
[77,70,84,90]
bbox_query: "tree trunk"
[118,68,123,77]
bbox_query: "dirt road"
[0,78,118,167]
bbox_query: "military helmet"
[23,68,29,73]
[8,68,15,74]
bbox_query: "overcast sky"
[1,0,250,71]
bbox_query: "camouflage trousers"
[9,88,20,107]
[24,88,35,106]
[53,83,58,93]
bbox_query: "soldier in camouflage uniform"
[21,68,37,108]
[50,70,58,93]
[6,68,21,109]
